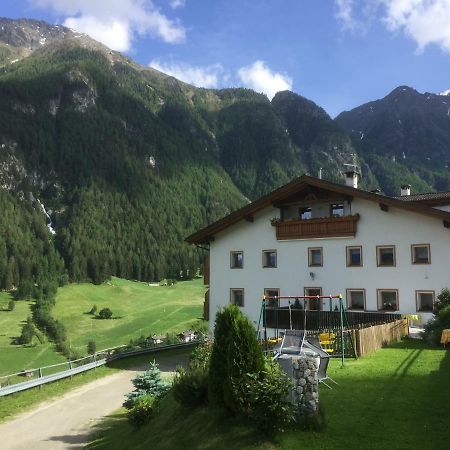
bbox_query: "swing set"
[257,294,357,366]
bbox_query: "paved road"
[0,353,188,450]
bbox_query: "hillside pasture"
[53,277,205,353]
[0,292,66,376]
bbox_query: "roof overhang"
[185,175,450,245]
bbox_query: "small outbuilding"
[151,335,165,345]
[177,330,196,343]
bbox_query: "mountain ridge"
[0,17,449,290]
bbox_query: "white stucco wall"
[209,197,450,328]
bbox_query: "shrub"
[123,361,170,409]
[34,328,46,344]
[435,288,450,313]
[424,304,450,345]
[237,358,294,432]
[127,394,156,427]
[14,280,34,300]
[89,305,98,315]
[164,332,179,344]
[189,341,212,370]
[98,308,113,319]
[173,367,208,407]
[87,340,97,355]
[209,305,265,413]
[7,300,15,311]
[18,317,35,345]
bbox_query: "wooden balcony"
[275,214,360,240]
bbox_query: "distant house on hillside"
[151,335,165,345]
[186,173,450,330]
[177,330,196,343]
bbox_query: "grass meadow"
[0,278,205,376]
[53,277,205,353]
[0,293,66,376]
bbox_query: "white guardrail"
[0,341,199,397]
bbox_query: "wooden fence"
[353,318,408,357]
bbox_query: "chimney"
[400,184,411,196]
[344,170,360,189]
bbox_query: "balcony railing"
[275,214,360,240]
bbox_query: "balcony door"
[304,287,322,311]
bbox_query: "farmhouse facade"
[187,175,450,328]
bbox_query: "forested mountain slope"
[1,18,449,289]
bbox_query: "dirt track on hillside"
[0,353,188,450]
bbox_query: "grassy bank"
[87,340,449,450]
[53,277,205,353]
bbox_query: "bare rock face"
[0,17,74,50]
[0,141,26,191]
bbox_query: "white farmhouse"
[186,174,450,329]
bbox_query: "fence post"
[69,360,73,379]
[39,367,43,390]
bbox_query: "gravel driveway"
[0,353,188,450]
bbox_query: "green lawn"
[53,277,205,353]
[87,340,450,450]
[0,293,66,376]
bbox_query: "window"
[330,203,344,217]
[377,289,399,311]
[299,207,312,220]
[346,246,362,267]
[230,251,243,269]
[346,289,366,310]
[262,250,277,268]
[308,247,323,267]
[377,246,396,267]
[230,288,244,307]
[264,288,280,308]
[304,287,322,310]
[411,244,431,264]
[416,291,434,312]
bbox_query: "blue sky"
[2,0,450,116]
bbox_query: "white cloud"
[334,0,450,54]
[64,16,130,51]
[29,0,186,51]
[380,0,450,53]
[169,0,185,9]
[335,0,357,30]
[237,60,292,100]
[149,60,223,88]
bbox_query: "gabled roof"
[185,175,450,245]
[394,191,450,206]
